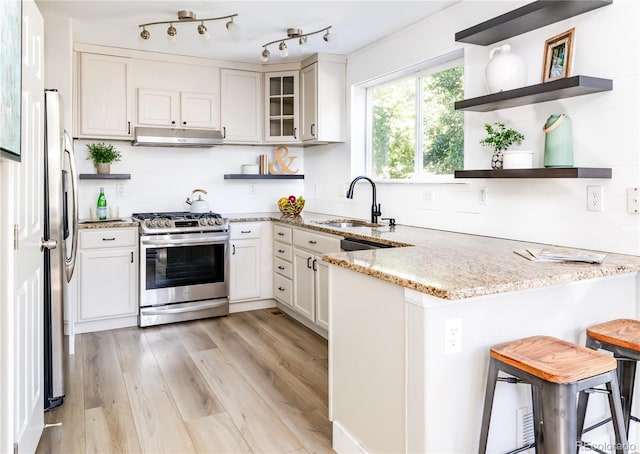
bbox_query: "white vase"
[484,44,527,94]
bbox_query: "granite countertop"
[228,211,640,300]
[78,218,138,229]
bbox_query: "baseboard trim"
[229,298,276,314]
[333,420,367,454]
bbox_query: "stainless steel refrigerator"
[43,89,78,410]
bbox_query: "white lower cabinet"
[75,227,138,333]
[274,224,340,338]
[229,222,272,304]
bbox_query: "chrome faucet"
[346,176,382,224]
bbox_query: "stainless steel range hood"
[132,127,224,147]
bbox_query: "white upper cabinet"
[300,55,346,144]
[220,69,263,143]
[137,88,219,129]
[76,52,134,139]
[264,71,299,143]
[134,59,220,130]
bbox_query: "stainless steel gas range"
[131,211,230,327]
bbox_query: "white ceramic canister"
[485,44,527,94]
[503,151,534,169]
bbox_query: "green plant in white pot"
[86,142,122,174]
[479,122,525,170]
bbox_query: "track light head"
[323,30,332,42]
[278,41,288,58]
[167,23,177,41]
[226,17,240,33]
[261,47,270,62]
[140,28,150,40]
[197,22,210,39]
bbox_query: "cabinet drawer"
[274,242,293,262]
[80,228,137,249]
[293,229,341,254]
[273,224,292,244]
[274,257,293,279]
[274,274,293,306]
[230,222,262,239]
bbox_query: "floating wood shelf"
[79,173,131,180]
[224,174,304,180]
[455,0,613,45]
[454,76,612,112]
[454,168,612,179]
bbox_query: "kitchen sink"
[317,220,380,228]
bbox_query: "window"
[367,59,464,180]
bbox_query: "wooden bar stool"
[478,335,628,454]
[579,319,640,436]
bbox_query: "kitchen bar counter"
[227,211,640,300]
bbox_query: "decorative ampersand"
[268,146,299,175]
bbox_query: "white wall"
[75,140,304,218]
[304,0,640,255]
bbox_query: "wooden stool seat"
[587,318,640,351]
[491,335,617,384]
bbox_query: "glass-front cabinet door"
[264,71,299,143]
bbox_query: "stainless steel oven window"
[145,242,225,290]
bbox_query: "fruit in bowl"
[278,195,305,216]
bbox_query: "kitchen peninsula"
[246,212,640,454]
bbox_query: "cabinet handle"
[130,251,134,263]
[307,256,312,269]
[312,259,317,271]
[278,286,285,292]
[182,121,187,125]
[308,240,317,244]
[278,265,285,270]
[277,232,285,236]
[311,123,316,137]
[241,230,251,234]
[222,126,226,139]
[293,127,297,139]
[278,249,285,253]
[102,237,116,241]
[171,120,176,125]
[127,121,131,135]
[232,244,236,255]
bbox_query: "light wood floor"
[36,308,333,454]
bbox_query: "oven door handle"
[141,237,229,247]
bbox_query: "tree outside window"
[369,62,464,179]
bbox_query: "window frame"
[363,53,464,183]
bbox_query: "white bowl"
[503,151,534,169]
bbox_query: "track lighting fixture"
[260,26,332,62]
[138,10,239,41]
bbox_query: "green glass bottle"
[97,187,107,220]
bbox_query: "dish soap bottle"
[97,187,107,220]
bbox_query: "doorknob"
[40,238,57,251]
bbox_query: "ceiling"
[35,0,460,64]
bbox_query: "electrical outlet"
[627,187,640,214]
[423,190,435,201]
[479,186,488,205]
[444,318,462,355]
[587,185,603,212]
[116,184,125,197]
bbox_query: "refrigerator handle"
[63,131,78,282]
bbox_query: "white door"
[0,1,45,453]
[292,248,315,321]
[180,92,219,129]
[229,239,261,302]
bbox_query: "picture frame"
[0,0,23,161]
[541,28,575,83]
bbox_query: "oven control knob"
[163,220,172,228]
[214,218,223,225]
[199,219,207,226]
[207,218,215,226]
[148,220,158,228]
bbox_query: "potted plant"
[86,142,122,174]
[479,122,525,170]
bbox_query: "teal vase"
[543,114,573,167]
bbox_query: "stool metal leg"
[617,356,637,435]
[531,385,544,454]
[576,387,589,453]
[540,382,577,454]
[606,372,629,454]
[478,358,499,454]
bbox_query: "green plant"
[86,142,122,165]
[479,122,525,153]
